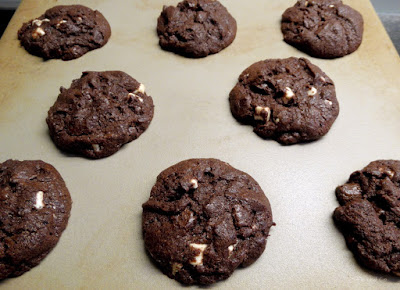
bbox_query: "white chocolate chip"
[190,179,198,189]
[320,76,326,82]
[305,1,309,7]
[329,4,335,8]
[189,243,207,266]
[325,100,333,106]
[307,86,317,96]
[128,93,143,103]
[92,144,100,152]
[77,16,83,23]
[134,83,146,94]
[254,106,271,122]
[172,263,183,276]
[56,20,67,28]
[228,245,234,253]
[379,167,395,179]
[34,191,44,209]
[283,87,295,104]
[32,27,45,39]
[275,118,280,123]
[32,18,49,26]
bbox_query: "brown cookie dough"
[229,57,339,145]
[281,0,363,58]
[46,71,154,159]
[0,159,72,280]
[157,0,237,58]
[142,158,274,285]
[334,160,400,277]
[18,5,111,60]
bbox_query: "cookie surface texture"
[46,71,154,159]
[229,57,339,145]
[0,160,72,280]
[334,160,400,276]
[18,5,111,60]
[281,0,363,58]
[157,0,237,57]
[142,158,274,285]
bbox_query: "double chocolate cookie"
[46,71,154,159]
[0,160,72,280]
[229,57,339,145]
[142,158,274,285]
[334,160,400,276]
[18,5,111,60]
[157,0,237,58]
[281,0,363,58]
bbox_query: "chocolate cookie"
[229,57,339,145]
[281,0,363,58]
[157,0,237,58]
[18,5,111,60]
[142,158,274,285]
[334,160,400,276]
[0,159,72,280]
[46,71,154,159]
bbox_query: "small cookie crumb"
[189,243,207,266]
[34,191,44,209]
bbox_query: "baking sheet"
[0,0,400,289]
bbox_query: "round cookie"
[281,0,363,58]
[142,158,274,285]
[0,159,72,280]
[229,57,339,145]
[18,5,111,60]
[46,71,154,159]
[157,0,237,58]
[334,160,400,277]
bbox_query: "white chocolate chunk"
[32,27,45,39]
[305,1,309,6]
[134,83,145,94]
[329,4,335,8]
[128,93,143,103]
[172,263,183,276]
[307,86,317,96]
[320,76,326,82]
[284,87,295,98]
[56,20,67,28]
[189,243,207,266]
[325,100,332,106]
[275,118,280,123]
[34,191,44,209]
[228,245,234,253]
[254,106,271,122]
[76,16,83,23]
[283,87,295,104]
[32,18,49,26]
[92,144,100,152]
[379,167,395,179]
[190,179,198,189]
